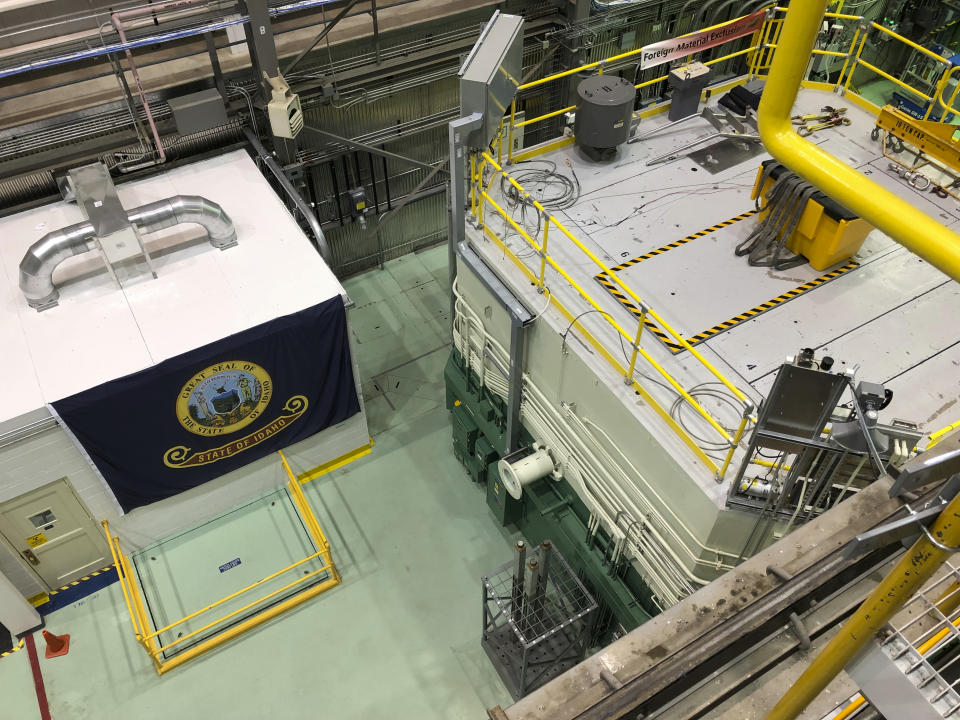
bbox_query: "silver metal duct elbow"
[19,223,97,310]
[20,194,238,311]
[126,195,238,249]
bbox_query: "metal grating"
[851,559,960,718]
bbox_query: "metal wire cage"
[481,539,597,699]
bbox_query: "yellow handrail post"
[833,24,861,89]
[538,216,550,291]
[767,489,960,720]
[718,402,754,480]
[623,305,649,384]
[843,30,868,91]
[750,16,773,76]
[508,99,517,164]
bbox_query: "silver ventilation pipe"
[19,195,237,311]
[19,223,98,310]
[126,196,237,249]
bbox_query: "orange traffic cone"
[41,630,69,658]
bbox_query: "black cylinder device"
[574,75,636,161]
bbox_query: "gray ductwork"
[126,195,237,250]
[19,194,237,311]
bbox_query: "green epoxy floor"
[0,245,517,719]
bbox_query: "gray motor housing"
[574,75,636,161]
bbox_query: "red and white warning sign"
[639,10,766,70]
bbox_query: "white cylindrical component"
[498,446,555,499]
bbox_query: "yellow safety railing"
[508,11,772,163]
[474,152,754,478]
[928,418,960,448]
[471,3,960,479]
[508,6,959,161]
[102,452,340,675]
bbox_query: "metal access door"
[0,478,109,591]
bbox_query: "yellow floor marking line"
[594,210,858,352]
[298,438,374,484]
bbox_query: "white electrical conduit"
[452,281,726,604]
[579,417,740,566]
[523,381,699,600]
[563,413,737,582]
[454,286,701,604]
[454,328,691,604]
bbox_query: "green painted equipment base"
[444,350,655,637]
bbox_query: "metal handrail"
[757,2,960,285]
[102,454,340,674]
[474,155,755,477]
[243,127,332,263]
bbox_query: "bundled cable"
[500,160,581,236]
[735,162,812,270]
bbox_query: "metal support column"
[241,0,296,165]
[204,32,227,100]
[456,243,533,453]
[370,0,381,64]
[447,113,484,312]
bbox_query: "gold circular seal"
[176,361,272,436]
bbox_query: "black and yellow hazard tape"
[47,564,115,597]
[685,260,859,344]
[604,210,759,273]
[0,637,24,660]
[594,210,859,353]
[35,563,119,616]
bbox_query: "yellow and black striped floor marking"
[46,564,115,598]
[594,210,859,353]
[0,637,24,660]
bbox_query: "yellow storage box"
[750,161,872,270]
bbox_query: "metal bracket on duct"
[19,164,237,311]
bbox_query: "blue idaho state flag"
[52,297,360,512]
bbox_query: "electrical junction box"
[668,61,712,121]
[167,89,228,136]
[459,11,524,147]
[266,74,304,139]
[348,187,368,217]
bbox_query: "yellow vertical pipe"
[496,117,504,166]
[751,17,773,76]
[757,0,960,284]
[719,411,750,479]
[767,491,960,719]
[925,69,951,120]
